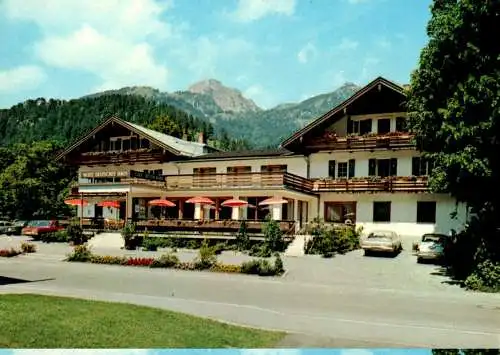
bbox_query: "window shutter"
[347,116,353,134]
[412,157,420,176]
[328,160,336,178]
[348,159,355,178]
[390,158,398,176]
[368,159,376,176]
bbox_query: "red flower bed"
[126,257,155,266]
[0,248,22,257]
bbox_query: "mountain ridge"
[82,79,361,147]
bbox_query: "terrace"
[304,132,415,152]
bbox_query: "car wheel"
[364,250,371,257]
[417,257,422,264]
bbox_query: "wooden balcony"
[164,172,314,194]
[75,149,166,165]
[78,178,165,189]
[312,176,429,193]
[305,133,415,151]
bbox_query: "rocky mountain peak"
[188,79,261,113]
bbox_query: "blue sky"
[0,0,432,109]
[1,349,434,355]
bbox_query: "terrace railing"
[305,133,415,151]
[312,176,429,193]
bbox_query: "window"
[373,202,391,222]
[417,201,436,223]
[337,162,348,178]
[369,158,397,177]
[261,165,287,173]
[359,119,372,135]
[412,157,433,176]
[324,202,356,223]
[396,117,407,132]
[122,139,130,151]
[377,119,391,134]
[328,160,336,178]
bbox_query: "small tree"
[121,221,138,250]
[235,220,250,250]
[263,216,284,252]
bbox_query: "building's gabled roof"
[179,147,295,162]
[55,116,216,161]
[279,76,407,149]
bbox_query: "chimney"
[198,132,205,144]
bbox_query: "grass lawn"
[0,294,285,348]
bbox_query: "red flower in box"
[126,257,155,266]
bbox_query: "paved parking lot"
[0,234,464,295]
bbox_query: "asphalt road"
[1,255,499,348]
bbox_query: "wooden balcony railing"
[75,149,166,165]
[164,172,312,193]
[312,176,429,192]
[305,133,415,151]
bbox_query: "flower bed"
[0,248,22,257]
[66,245,285,277]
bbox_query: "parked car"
[361,230,403,256]
[21,220,65,239]
[0,220,15,235]
[416,233,449,263]
[9,220,29,235]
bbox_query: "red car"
[21,220,65,238]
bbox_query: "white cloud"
[173,35,255,79]
[358,56,381,82]
[3,0,171,91]
[231,0,296,22]
[297,43,317,64]
[243,84,274,108]
[0,65,46,93]
[336,38,359,51]
[35,25,168,91]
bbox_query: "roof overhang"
[55,116,182,162]
[279,77,407,149]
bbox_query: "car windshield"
[14,220,26,226]
[422,234,447,243]
[31,220,50,227]
[368,231,394,240]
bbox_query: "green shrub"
[263,217,285,252]
[213,242,227,255]
[150,252,180,268]
[142,237,162,251]
[66,245,92,262]
[273,254,285,275]
[41,230,69,243]
[240,258,283,276]
[121,222,141,250]
[186,239,201,249]
[21,242,37,253]
[464,260,500,292]
[304,222,361,257]
[67,223,88,245]
[248,243,272,258]
[194,240,217,269]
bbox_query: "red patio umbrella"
[97,200,121,209]
[148,199,176,207]
[221,198,248,208]
[186,196,214,205]
[258,197,288,206]
[64,198,88,206]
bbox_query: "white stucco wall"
[314,192,467,242]
[309,150,420,179]
[175,156,307,176]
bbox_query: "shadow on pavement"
[0,276,55,286]
[430,266,464,287]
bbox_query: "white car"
[416,233,449,263]
[361,230,403,256]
